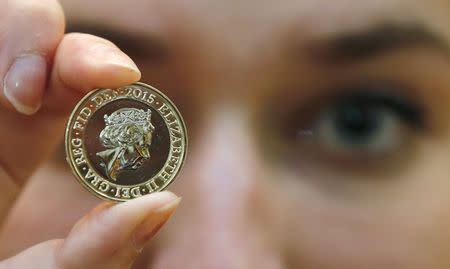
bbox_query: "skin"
[0,0,449,268]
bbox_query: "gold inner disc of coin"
[65,82,187,202]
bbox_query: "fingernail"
[90,43,140,75]
[3,54,47,115]
[132,197,181,249]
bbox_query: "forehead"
[60,0,449,40]
[60,0,450,102]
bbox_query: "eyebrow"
[309,23,449,64]
[66,22,169,62]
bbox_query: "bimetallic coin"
[65,82,187,202]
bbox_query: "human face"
[10,0,450,268]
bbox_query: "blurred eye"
[316,105,398,154]
[289,84,426,162]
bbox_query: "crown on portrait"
[104,108,152,126]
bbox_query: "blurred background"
[1,0,450,268]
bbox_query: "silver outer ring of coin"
[65,82,187,202]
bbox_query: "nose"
[148,106,283,269]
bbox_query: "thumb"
[0,192,180,269]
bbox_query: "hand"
[0,0,180,268]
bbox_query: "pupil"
[333,104,381,144]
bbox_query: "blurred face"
[10,0,450,268]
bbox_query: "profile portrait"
[96,108,155,181]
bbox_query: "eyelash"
[280,81,425,134]
[322,85,425,129]
[263,81,428,169]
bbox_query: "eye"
[314,98,405,155]
[290,84,425,160]
[304,86,425,159]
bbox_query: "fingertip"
[0,0,65,115]
[132,195,181,250]
[2,54,47,115]
[114,191,179,212]
[55,33,141,93]
[58,192,180,268]
[44,33,141,112]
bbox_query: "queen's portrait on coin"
[96,108,156,181]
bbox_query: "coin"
[65,82,187,202]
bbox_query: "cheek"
[285,202,436,268]
[279,191,429,268]
[272,140,450,268]
[145,132,153,144]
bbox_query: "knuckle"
[10,0,64,25]
[4,0,65,50]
